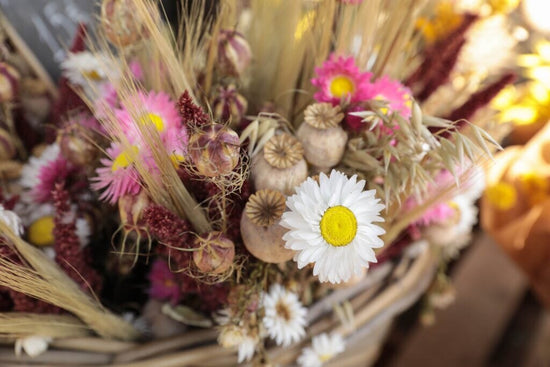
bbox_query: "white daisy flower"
[75,217,91,247]
[423,194,478,258]
[0,205,23,236]
[218,324,258,363]
[61,52,117,89]
[20,143,60,196]
[262,284,307,347]
[297,333,345,367]
[14,335,52,357]
[281,170,385,284]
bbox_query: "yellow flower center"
[319,353,334,363]
[486,182,517,210]
[28,216,55,247]
[139,113,164,132]
[329,76,355,99]
[83,69,102,81]
[519,171,548,205]
[320,206,357,247]
[169,153,185,167]
[112,146,139,172]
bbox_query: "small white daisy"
[281,170,385,284]
[20,144,60,196]
[262,284,307,347]
[14,335,52,357]
[297,333,346,367]
[75,217,91,247]
[61,52,117,88]
[218,324,258,363]
[423,194,478,258]
[0,205,23,236]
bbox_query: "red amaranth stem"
[433,72,517,139]
[405,13,478,91]
[177,90,210,127]
[52,183,102,294]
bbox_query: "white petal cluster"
[297,333,346,367]
[262,284,307,347]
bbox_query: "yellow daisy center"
[329,76,355,99]
[320,206,357,247]
[319,353,334,363]
[486,182,517,210]
[82,69,102,81]
[112,146,139,172]
[169,153,185,167]
[28,216,55,247]
[139,113,165,132]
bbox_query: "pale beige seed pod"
[296,103,348,172]
[250,133,307,195]
[240,189,294,263]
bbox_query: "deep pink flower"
[90,143,141,204]
[148,259,182,304]
[117,91,185,145]
[369,76,412,119]
[311,54,372,104]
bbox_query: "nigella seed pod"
[188,124,240,177]
[0,128,16,161]
[118,191,150,230]
[211,84,248,127]
[0,62,20,103]
[240,189,294,263]
[297,103,348,172]
[100,0,149,47]
[57,124,97,166]
[251,133,307,195]
[217,30,252,77]
[193,231,235,274]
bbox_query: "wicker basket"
[0,242,435,367]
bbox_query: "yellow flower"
[519,171,549,205]
[416,1,462,44]
[486,182,517,210]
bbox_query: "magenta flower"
[311,54,372,105]
[148,259,182,304]
[369,76,412,119]
[90,143,142,204]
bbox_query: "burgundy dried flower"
[148,259,182,304]
[52,183,102,294]
[176,90,210,127]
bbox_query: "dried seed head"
[245,189,286,227]
[263,133,304,169]
[304,103,344,129]
[193,231,235,275]
[100,0,150,47]
[217,30,252,77]
[189,124,241,177]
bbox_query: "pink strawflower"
[149,259,182,304]
[90,143,141,204]
[117,91,185,145]
[129,60,143,80]
[369,76,412,119]
[20,144,76,203]
[311,54,372,104]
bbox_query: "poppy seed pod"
[251,133,308,195]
